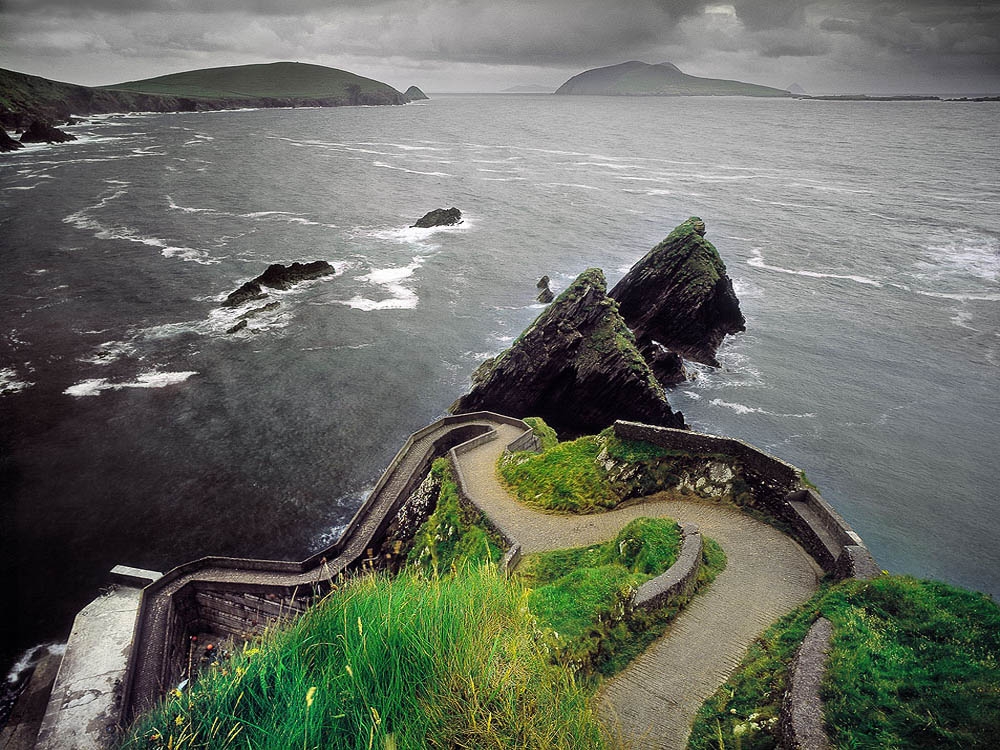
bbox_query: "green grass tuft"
[498,435,617,512]
[523,416,559,451]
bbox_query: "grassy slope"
[688,575,1000,750]
[104,61,399,99]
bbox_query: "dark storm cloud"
[2,0,998,91]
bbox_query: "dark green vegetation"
[1,62,408,129]
[122,568,615,750]
[688,575,1000,750]
[407,459,504,575]
[555,61,790,97]
[523,416,559,451]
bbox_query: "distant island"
[555,61,790,97]
[0,61,418,129]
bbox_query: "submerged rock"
[19,119,76,144]
[451,268,685,435]
[610,217,744,367]
[536,275,554,304]
[411,207,462,228]
[223,261,335,307]
[226,320,248,334]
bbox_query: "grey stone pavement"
[455,424,823,750]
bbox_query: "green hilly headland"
[1,61,409,129]
[555,61,790,97]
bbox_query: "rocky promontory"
[411,207,462,228]
[404,86,429,101]
[0,128,23,152]
[223,261,335,307]
[610,217,744,367]
[450,268,685,435]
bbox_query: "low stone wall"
[612,421,877,579]
[634,523,703,610]
[779,617,833,750]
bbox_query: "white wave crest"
[372,161,452,177]
[748,248,881,286]
[709,398,815,418]
[0,367,34,396]
[5,643,66,685]
[64,370,197,397]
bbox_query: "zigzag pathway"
[455,424,822,750]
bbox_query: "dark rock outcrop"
[223,261,335,307]
[450,268,685,435]
[0,128,23,152]
[640,341,687,387]
[536,275,554,304]
[226,320,248,334]
[411,207,462,228]
[19,119,76,144]
[610,217,745,367]
[404,86,429,101]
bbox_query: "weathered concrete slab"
[0,651,60,750]
[35,585,143,750]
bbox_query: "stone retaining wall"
[613,421,877,579]
[779,617,833,750]
[633,523,703,610]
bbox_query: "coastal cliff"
[450,268,685,434]
[610,217,745,367]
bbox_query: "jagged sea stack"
[450,268,685,435]
[610,217,745,367]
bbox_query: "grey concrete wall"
[779,617,833,750]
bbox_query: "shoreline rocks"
[19,120,76,144]
[411,207,462,228]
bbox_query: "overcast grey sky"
[1,0,998,94]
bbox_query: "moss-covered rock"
[451,268,685,435]
[610,217,745,367]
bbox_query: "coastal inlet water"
[1,95,998,706]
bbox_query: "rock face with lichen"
[450,268,685,435]
[610,217,744,367]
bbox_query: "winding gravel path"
[454,425,822,750]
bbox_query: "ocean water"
[1,95,998,702]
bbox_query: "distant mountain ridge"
[556,61,790,97]
[1,62,412,129]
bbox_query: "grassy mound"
[123,566,617,750]
[519,518,725,677]
[688,575,1000,750]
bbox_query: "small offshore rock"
[404,86,429,101]
[222,261,335,307]
[19,119,77,144]
[411,207,462,228]
[226,320,248,334]
[536,275,555,303]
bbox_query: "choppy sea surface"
[2,95,998,705]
